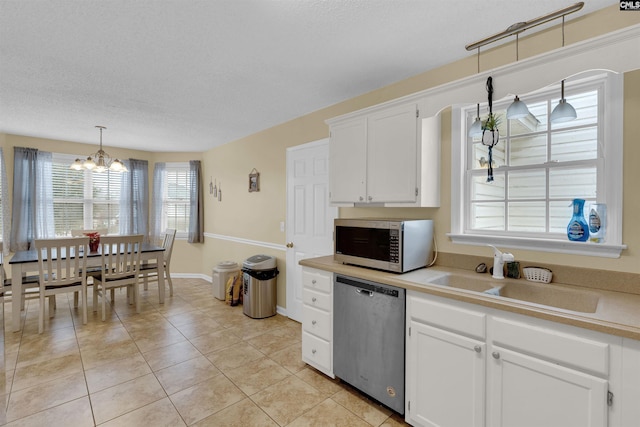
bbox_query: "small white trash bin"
[212,261,240,300]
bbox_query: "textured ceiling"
[0,0,616,153]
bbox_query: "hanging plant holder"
[481,126,500,147]
[481,77,500,182]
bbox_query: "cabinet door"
[329,117,367,204]
[488,346,608,427]
[406,320,486,427]
[367,103,418,203]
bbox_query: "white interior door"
[286,139,337,322]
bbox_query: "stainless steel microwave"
[334,218,434,273]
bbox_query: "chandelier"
[69,126,128,172]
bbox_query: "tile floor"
[2,278,408,426]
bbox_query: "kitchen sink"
[427,274,495,293]
[427,273,600,313]
[496,282,600,313]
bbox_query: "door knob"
[286,242,294,248]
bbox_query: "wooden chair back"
[161,229,177,267]
[34,237,89,290]
[99,235,143,281]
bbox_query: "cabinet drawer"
[302,269,332,293]
[302,331,331,373]
[303,305,331,341]
[303,287,331,311]
[491,316,610,376]
[409,293,486,340]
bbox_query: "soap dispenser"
[567,199,589,242]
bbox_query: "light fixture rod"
[465,2,583,51]
[96,125,106,150]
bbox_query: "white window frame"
[52,153,122,236]
[450,71,625,258]
[161,162,190,239]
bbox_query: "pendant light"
[506,33,534,121]
[468,48,484,138]
[550,17,577,124]
[506,95,531,119]
[466,3,584,123]
[550,79,577,123]
[468,103,483,138]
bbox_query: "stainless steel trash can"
[242,255,279,319]
[212,261,240,300]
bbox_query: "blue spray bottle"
[567,198,589,242]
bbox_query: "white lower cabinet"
[300,267,334,377]
[406,320,486,427]
[406,291,620,427]
[488,345,608,427]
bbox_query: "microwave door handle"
[355,288,373,297]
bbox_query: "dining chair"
[1,264,42,308]
[34,237,89,334]
[71,228,108,291]
[92,234,143,321]
[141,228,176,296]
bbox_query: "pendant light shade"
[551,80,577,124]
[468,104,483,138]
[506,96,531,120]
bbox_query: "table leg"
[10,265,23,332]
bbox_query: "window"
[452,73,623,257]
[52,153,122,236]
[161,162,190,236]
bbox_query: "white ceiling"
[0,0,616,153]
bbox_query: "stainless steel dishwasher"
[333,274,405,414]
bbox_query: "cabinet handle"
[312,320,317,325]
[312,349,317,354]
[492,351,500,359]
[474,345,482,353]
[311,279,316,284]
[312,297,317,302]
[359,196,364,201]
[368,196,373,201]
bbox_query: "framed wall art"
[249,168,260,192]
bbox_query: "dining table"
[8,242,166,332]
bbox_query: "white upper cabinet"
[328,117,367,204]
[366,103,418,204]
[327,100,440,207]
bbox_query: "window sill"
[447,233,626,259]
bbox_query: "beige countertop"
[300,255,640,341]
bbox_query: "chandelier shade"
[70,126,127,172]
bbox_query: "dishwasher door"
[333,275,405,414]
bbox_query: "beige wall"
[202,5,640,309]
